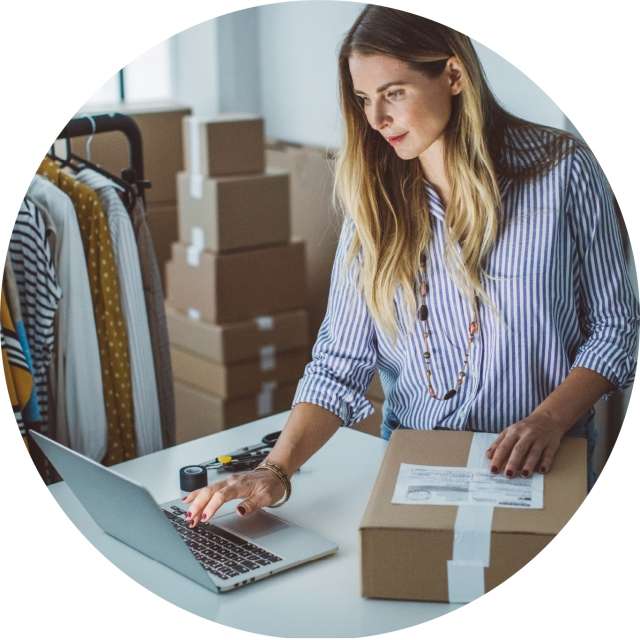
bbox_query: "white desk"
[48,412,459,636]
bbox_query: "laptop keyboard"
[162,505,282,580]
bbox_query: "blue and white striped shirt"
[291,125,640,437]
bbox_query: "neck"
[419,136,450,207]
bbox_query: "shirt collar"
[424,173,513,222]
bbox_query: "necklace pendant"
[443,389,457,400]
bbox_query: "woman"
[183,5,639,526]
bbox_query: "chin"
[395,147,419,161]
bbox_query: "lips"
[386,132,407,144]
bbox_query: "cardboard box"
[182,114,265,177]
[70,100,191,204]
[166,306,309,364]
[171,345,308,398]
[352,398,383,437]
[265,141,339,342]
[175,380,297,443]
[165,241,306,324]
[360,430,587,602]
[146,201,177,291]
[176,169,290,252]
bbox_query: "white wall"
[170,18,220,116]
[170,1,576,145]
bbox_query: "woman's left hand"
[486,411,569,478]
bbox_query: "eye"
[386,89,404,99]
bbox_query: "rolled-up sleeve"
[567,144,640,399]
[291,216,378,427]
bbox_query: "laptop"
[29,430,338,593]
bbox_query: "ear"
[445,56,464,95]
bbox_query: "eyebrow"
[353,81,408,96]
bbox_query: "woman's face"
[348,52,462,162]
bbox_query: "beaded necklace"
[416,251,479,400]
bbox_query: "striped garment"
[291,124,640,438]
[9,198,63,429]
[75,168,163,456]
[1,286,33,434]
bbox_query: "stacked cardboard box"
[166,114,309,443]
[70,101,192,290]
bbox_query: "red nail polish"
[238,506,246,515]
[522,470,529,477]
[506,469,513,477]
[491,466,498,473]
[540,466,547,473]
[202,513,207,520]
[186,512,192,518]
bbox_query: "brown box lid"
[166,306,309,363]
[360,430,586,601]
[175,379,297,444]
[165,241,306,324]
[171,345,308,398]
[176,169,290,252]
[182,114,265,177]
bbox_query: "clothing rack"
[54,112,152,206]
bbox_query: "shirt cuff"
[570,344,636,401]
[291,375,375,428]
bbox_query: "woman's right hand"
[182,468,285,527]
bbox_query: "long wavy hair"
[334,4,577,346]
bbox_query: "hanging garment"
[3,259,42,425]
[38,157,137,464]
[8,198,62,430]
[75,168,162,455]
[1,285,34,444]
[130,196,176,448]
[27,175,108,461]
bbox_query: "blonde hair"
[334,5,576,346]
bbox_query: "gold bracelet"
[254,461,291,507]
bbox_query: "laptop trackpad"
[216,510,289,539]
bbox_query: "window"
[82,40,172,106]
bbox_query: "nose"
[370,101,391,132]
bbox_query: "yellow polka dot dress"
[38,158,137,464]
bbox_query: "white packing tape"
[187,308,201,321]
[190,174,203,199]
[191,226,205,250]
[447,431,498,604]
[257,381,277,417]
[189,117,204,198]
[186,244,202,267]
[259,345,276,371]
[254,315,274,331]
[189,117,200,173]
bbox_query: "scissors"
[199,431,282,473]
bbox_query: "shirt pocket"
[482,209,552,279]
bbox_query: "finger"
[490,431,519,473]
[238,477,286,516]
[486,432,506,459]
[504,437,535,477]
[521,444,546,478]
[538,442,560,474]
[201,483,246,523]
[187,481,228,526]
